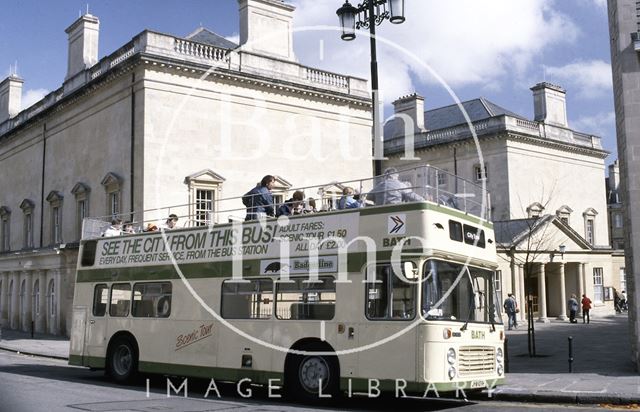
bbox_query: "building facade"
[608,0,640,367]
[0,0,373,335]
[384,85,625,322]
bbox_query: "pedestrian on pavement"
[581,294,592,324]
[503,293,518,330]
[568,294,579,323]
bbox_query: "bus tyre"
[287,346,339,403]
[107,336,138,384]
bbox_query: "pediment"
[184,169,226,185]
[273,175,292,189]
[509,215,591,252]
[46,190,64,203]
[101,172,123,188]
[71,182,91,195]
[19,199,35,212]
[0,206,11,217]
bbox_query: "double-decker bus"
[69,166,504,400]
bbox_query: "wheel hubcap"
[113,344,132,376]
[299,356,329,393]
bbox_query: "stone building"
[0,0,372,336]
[608,0,640,367]
[607,160,625,250]
[384,84,625,322]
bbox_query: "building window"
[583,208,598,246]
[437,170,448,186]
[556,205,572,226]
[48,279,56,317]
[0,206,10,252]
[473,164,488,182]
[71,182,91,240]
[620,267,626,292]
[593,267,604,302]
[46,191,64,245]
[101,172,123,219]
[20,199,35,249]
[33,279,40,316]
[615,213,623,229]
[318,183,344,211]
[184,169,225,226]
[495,270,502,293]
[527,202,544,219]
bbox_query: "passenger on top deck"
[303,197,318,214]
[277,190,305,217]
[243,175,276,221]
[102,219,123,237]
[159,214,179,230]
[337,187,362,209]
[367,168,425,206]
[123,222,136,234]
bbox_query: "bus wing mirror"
[404,261,418,280]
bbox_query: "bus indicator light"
[443,328,452,339]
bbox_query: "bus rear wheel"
[107,336,138,383]
[286,345,339,402]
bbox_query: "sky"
[0,0,616,164]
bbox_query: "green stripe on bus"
[139,361,283,383]
[68,354,105,369]
[76,249,429,282]
[359,202,493,229]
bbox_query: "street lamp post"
[336,0,406,176]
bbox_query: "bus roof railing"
[81,165,491,239]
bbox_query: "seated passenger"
[159,214,179,230]
[122,222,136,234]
[277,190,305,217]
[243,175,276,221]
[367,168,425,206]
[102,219,123,237]
[337,187,362,209]
[144,223,158,232]
[303,197,318,214]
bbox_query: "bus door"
[70,306,88,359]
[358,263,419,380]
[86,284,110,364]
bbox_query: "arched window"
[48,279,56,317]
[33,279,40,316]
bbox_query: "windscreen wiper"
[460,268,476,331]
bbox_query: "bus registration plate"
[470,380,487,389]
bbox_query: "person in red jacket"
[581,294,592,324]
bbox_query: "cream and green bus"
[69,166,504,400]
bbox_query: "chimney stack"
[392,93,425,132]
[238,0,296,61]
[65,14,99,80]
[609,160,620,193]
[0,74,24,123]
[531,82,568,127]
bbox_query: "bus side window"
[92,284,108,316]
[132,282,172,318]
[222,279,273,319]
[275,277,335,321]
[366,264,416,320]
[81,240,98,267]
[110,283,132,317]
[448,220,463,242]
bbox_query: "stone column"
[35,270,47,333]
[10,272,20,330]
[517,264,526,322]
[21,271,32,332]
[537,263,549,322]
[578,263,585,315]
[558,263,567,320]
[0,272,8,327]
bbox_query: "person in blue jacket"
[243,175,275,220]
[338,186,362,209]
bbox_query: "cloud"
[544,60,612,99]
[590,0,607,9]
[571,111,615,135]
[22,88,48,110]
[291,0,579,102]
[225,33,239,45]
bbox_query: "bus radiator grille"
[458,346,496,377]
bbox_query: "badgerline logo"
[388,214,406,235]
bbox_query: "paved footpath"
[1,315,639,405]
[491,313,640,405]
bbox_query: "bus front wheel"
[107,336,138,383]
[286,345,339,402]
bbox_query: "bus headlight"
[496,348,503,362]
[497,364,504,376]
[448,366,456,380]
[447,348,456,365]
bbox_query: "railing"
[82,165,491,239]
[174,39,229,62]
[304,68,349,89]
